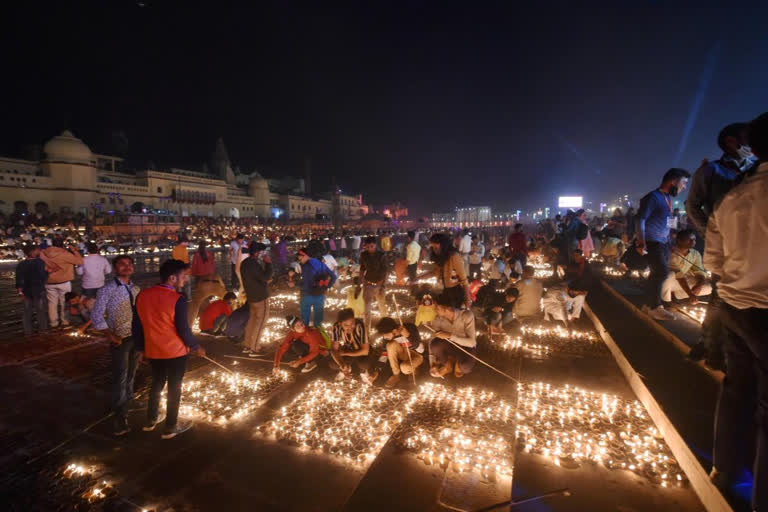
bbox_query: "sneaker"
[334,371,346,382]
[301,361,317,373]
[142,414,167,432]
[248,350,266,358]
[649,306,676,321]
[385,374,401,388]
[361,371,379,385]
[161,421,193,439]
[242,347,252,354]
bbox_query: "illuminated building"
[0,131,364,221]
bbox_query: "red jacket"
[274,328,328,366]
[199,300,232,331]
[508,232,528,254]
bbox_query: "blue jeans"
[110,337,140,423]
[300,294,325,326]
[82,287,99,299]
[22,294,48,335]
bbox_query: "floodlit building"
[0,130,364,222]
[455,206,492,224]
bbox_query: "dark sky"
[2,1,767,216]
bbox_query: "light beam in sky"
[674,41,722,166]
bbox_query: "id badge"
[667,216,678,229]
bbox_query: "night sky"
[2,2,767,216]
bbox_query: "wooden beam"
[584,302,732,512]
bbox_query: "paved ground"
[0,257,707,511]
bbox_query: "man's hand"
[691,284,703,296]
[435,331,452,340]
[491,306,503,313]
[108,332,123,346]
[636,239,645,251]
[288,359,302,368]
[342,363,351,374]
[689,296,699,305]
[193,346,206,357]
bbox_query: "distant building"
[0,130,364,222]
[456,206,492,224]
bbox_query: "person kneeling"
[199,292,237,335]
[484,287,519,335]
[330,308,378,384]
[273,315,328,374]
[376,317,423,388]
[427,295,477,379]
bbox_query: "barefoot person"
[375,317,423,388]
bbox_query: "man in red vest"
[133,259,206,439]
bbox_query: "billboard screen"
[558,196,583,208]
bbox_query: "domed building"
[0,130,365,222]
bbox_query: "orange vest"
[136,285,188,359]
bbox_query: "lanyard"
[659,190,673,214]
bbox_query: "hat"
[285,315,299,329]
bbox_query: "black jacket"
[16,258,47,297]
[241,257,273,303]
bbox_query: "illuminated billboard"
[558,196,583,208]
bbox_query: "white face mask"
[736,144,755,163]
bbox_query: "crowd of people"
[7,112,767,509]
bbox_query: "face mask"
[668,186,679,197]
[736,144,754,162]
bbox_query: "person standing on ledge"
[133,259,206,440]
[705,112,768,511]
[635,167,690,321]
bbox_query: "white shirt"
[704,162,768,309]
[230,240,241,264]
[76,254,112,289]
[469,242,485,264]
[351,236,362,250]
[459,235,472,254]
[322,254,338,273]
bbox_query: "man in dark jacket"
[359,236,388,333]
[241,242,272,356]
[16,244,48,335]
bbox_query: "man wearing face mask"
[685,123,757,369]
[686,122,757,236]
[636,168,691,321]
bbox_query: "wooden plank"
[584,302,732,512]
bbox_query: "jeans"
[110,337,140,424]
[645,241,669,308]
[407,263,418,282]
[713,303,768,510]
[22,294,48,335]
[45,281,71,327]
[430,338,475,375]
[700,285,725,364]
[244,299,270,350]
[291,340,310,358]
[147,356,188,429]
[300,294,325,326]
[82,287,99,299]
